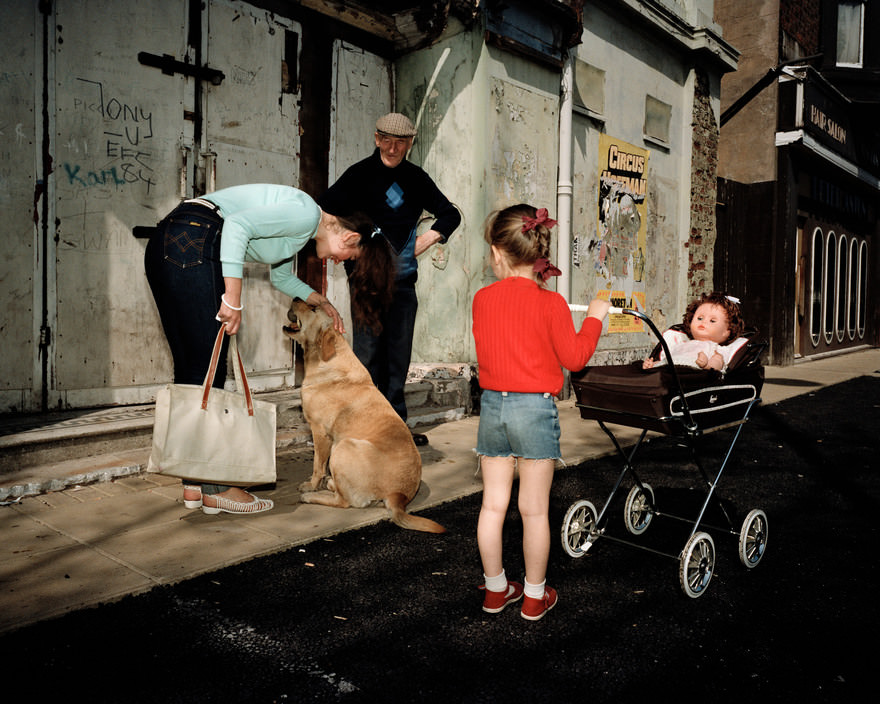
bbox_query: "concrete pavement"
[1,347,878,635]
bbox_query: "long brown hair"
[337,212,396,333]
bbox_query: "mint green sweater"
[202,184,320,301]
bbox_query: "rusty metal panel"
[328,41,392,182]
[0,3,37,410]
[325,40,392,337]
[52,0,187,406]
[205,0,303,385]
[206,0,301,160]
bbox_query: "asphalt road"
[3,376,877,703]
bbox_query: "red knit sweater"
[472,276,603,394]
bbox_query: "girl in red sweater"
[472,204,610,621]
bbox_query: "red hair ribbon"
[521,208,558,233]
[533,258,562,282]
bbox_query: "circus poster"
[594,134,648,333]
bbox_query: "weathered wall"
[0,3,38,410]
[688,68,721,300]
[396,25,561,366]
[571,1,701,361]
[396,1,729,369]
[1,0,308,412]
[52,0,187,403]
[395,25,481,365]
[716,0,780,183]
[1,0,735,411]
[324,41,393,338]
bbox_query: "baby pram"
[562,306,768,598]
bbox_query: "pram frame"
[562,307,768,598]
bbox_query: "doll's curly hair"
[682,291,745,344]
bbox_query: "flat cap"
[375,112,417,138]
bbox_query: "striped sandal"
[201,492,274,515]
[183,484,203,510]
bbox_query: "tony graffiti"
[63,77,156,191]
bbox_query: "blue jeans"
[145,202,229,495]
[351,283,418,421]
[476,390,562,460]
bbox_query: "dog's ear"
[320,328,337,362]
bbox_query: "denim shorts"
[476,390,561,460]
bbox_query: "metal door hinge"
[138,52,225,85]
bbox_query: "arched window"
[847,237,858,340]
[836,234,847,342]
[809,227,823,347]
[824,231,836,345]
[857,240,868,339]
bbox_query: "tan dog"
[283,300,445,533]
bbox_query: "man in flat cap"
[318,112,460,445]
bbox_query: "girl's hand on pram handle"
[568,300,614,320]
[586,299,611,321]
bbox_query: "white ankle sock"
[484,570,508,593]
[524,578,546,599]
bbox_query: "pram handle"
[568,304,627,316]
[568,304,625,315]
[569,304,666,355]
[568,303,698,430]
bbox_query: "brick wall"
[780,0,821,55]
[687,69,719,298]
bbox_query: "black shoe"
[412,433,429,446]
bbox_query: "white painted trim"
[775,130,880,190]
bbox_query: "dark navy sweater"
[318,149,460,281]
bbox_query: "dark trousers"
[352,283,418,421]
[144,202,229,495]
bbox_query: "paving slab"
[0,347,877,634]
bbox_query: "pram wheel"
[561,500,598,558]
[738,508,768,568]
[624,483,654,535]
[679,532,715,598]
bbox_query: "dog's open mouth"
[284,305,302,335]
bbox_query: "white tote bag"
[147,325,277,485]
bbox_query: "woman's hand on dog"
[306,292,346,334]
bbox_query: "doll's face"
[690,303,730,343]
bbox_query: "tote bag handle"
[200,324,255,416]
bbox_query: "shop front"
[778,67,879,360]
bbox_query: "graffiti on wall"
[61,78,156,192]
[593,134,648,333]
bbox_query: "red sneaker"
[521,586,558,621]
[481,581,524,613]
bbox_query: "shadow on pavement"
[2,377,877,703]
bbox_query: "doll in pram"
[562,296,768,598]
[642,292,747,372]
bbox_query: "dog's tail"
[385,493,446,533]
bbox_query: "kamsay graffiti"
[64,77,155,192]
